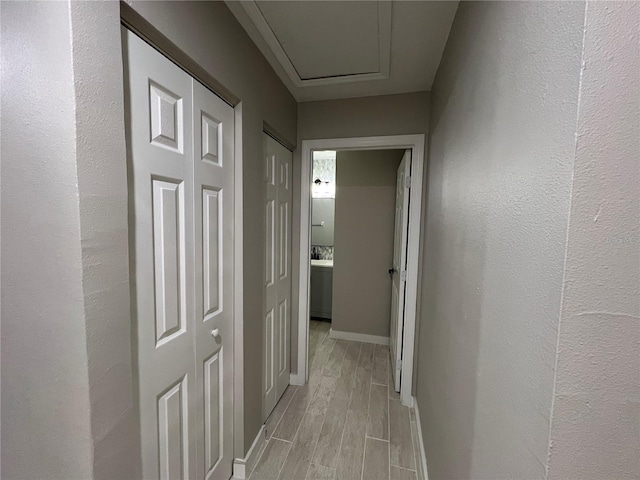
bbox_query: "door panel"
[158,376,189,480]
[203,351,221,473]
[192,79,234,480]
[124,28,234,480]
[390,150,411,393]
[264,135,293,419]
[279,201,288,279]
[278,298,288,377]
[266,199,275,286]
[202,188,221,317]
[124,28,196,480]
[153,179,187,345]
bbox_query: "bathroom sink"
[311,259,333,268]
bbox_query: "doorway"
[296,135,425,406]
[309,150,336,349]
[309,148,406,347]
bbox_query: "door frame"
[121,4,246,459]
[296,134,425,406]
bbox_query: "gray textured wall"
[1,3,94,478]
[547,2,640,478]
[332,150,403,338]
[416,2,585,478]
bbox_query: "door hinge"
[400,270,408,281]
[397,360,402,369]
[405,175,411,189]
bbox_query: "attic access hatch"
[237,1,391,87]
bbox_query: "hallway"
[249,321,423,480]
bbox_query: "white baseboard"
[232,425,266,479]
[412,396,429,480]
[290,372,305,386]
[329,328,390,345]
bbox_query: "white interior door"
[390,150,411,393]
[264,134,292,419]
[192,80,234,480]
[124,28,234,480]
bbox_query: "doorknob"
[211,328,220,338]
[389,268,397,275]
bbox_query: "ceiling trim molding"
[238,1,392,88]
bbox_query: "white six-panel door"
[192,80,235,480]
[264,134,292,419]
[124,28,234,480]
[390,150,411,393]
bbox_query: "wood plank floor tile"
[348,365,372,413]
[324,340,348,377]
[278,410,325,480]
[390,466,417,480]
[389,399,415,470]
[310,337,336,375]
[363,437,390,480]
[309,328,321,362]
[388,356,400,401]
[367,383,389,440]
[372,344,389,385]
[249,439,291,480]
[305,463,336,480]
[358,343,374,371]
[312,390,348,469]
[313,354,360,468]
[335,411,368,480]
[273,382,315,441]
[343,341,361,370]
[261,324,422,480]
[266,386,297,440]
[307,374,337,416]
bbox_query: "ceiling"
[226,1,459,102]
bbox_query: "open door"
[389,150,411,393]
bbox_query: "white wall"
[1,2,94,478]
[547,3,640,478]
[416,2,585,478]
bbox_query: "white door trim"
[233,103,245,458]
[297,134,425,406]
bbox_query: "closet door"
[124,29,196,480]
[263,134,292,419]
[274,139,292,401]
[192,80,235,480]
[124,28,235,480]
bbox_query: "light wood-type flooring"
[248,320,424,480]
